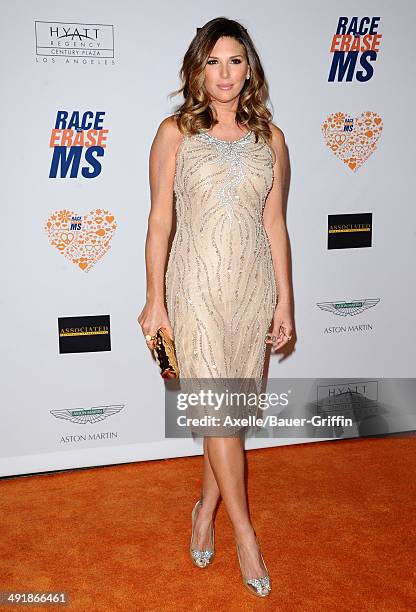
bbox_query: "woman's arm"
[138,115,182,347]
[145,116,181,303]
[262,123,294,350]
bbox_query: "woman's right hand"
[137,300,174,350]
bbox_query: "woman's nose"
[219,63,230,78]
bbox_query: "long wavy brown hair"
[169,17,274,144]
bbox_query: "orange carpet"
[0,436,415,611]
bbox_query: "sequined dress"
[165,129,278,435]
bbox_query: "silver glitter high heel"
[189,499,215,568]
[236,536,271,597]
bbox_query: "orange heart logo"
[45,208,117,272]
[322,111,383,172]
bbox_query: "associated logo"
[322,111,383,171]
[58,315,111,353]
[49,110,109,178]
[328,213,372,249]
[317,298,380,316]
[45,208,117,271]
[328,17,382,82]
[35,21,115,63]
[51,404,124,424]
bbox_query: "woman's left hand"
[265,303,294,352]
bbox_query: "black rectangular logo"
[328,212,372,249]
[58,315,111,353]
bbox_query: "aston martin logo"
[317,298,380,316]
[51,404,124,424]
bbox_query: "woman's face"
[204,36,249,103]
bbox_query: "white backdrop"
[2,0,415,477]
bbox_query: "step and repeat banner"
[2,1,415,477]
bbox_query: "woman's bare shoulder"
[267,122,288,166]
[268,122,286,147]
[154,115,184,150]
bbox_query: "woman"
[138,17,294,598]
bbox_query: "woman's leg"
[205,435,267,578]
[191,437,221,549]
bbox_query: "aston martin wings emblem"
[51,404,124,424]
[317,299,380,316]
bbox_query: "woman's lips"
[217,84,233,90]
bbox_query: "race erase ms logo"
[49,110,109,178]
[328,17,382,82]
[322,111,383,171]
[44,208,117,272]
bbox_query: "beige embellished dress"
[165,128,278,435]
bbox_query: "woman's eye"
[206,59,242,65]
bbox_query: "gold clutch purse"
[153,327,179,378]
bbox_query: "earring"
[246,73,250,79]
